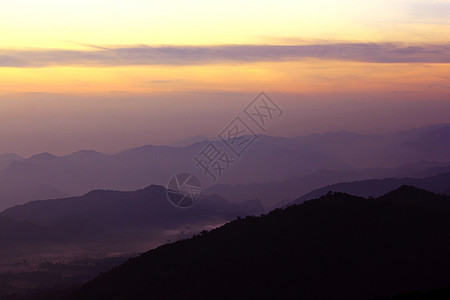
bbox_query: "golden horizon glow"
[0,61,449,97]
[0,0,449,98]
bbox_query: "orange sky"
[0,0,449,155]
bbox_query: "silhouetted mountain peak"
[296,130,368,140]
[122,144,172,153]
[141,184,166,193]
[28,152,58,162]
[139,185,168,199]
[81,186,166,200]
[83,189,121,197]
[65,150,106,160]
[0,153,23,160]
[169,135,210,147]
[383,185,433,197]
[294,171,450,206]
[377,185,450,212]
[325,129,362,137]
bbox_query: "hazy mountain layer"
[294,171,450,204]
[206,161,450,209]
[0,124,448,210]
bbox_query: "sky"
[0,0,449,156]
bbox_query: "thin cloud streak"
[0,43,449,68]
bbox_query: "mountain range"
[0,186,263,259]
[0,124,448,211]
[206,161,450,209]
[294,171,450,204]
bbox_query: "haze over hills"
[0,215,51,245]
[0,184,262,298]
[0,124,448,211]
[0,154,24,171]
[294,171,450,204]
[0,124,447,299]
[0,136,348,203]
[0,185,68,213]
[206,161,450,209]
[1,166,447,257]
[292,124,450,168]
[66,186,450,300]
[168,135,210,147]
[0,185,262,248]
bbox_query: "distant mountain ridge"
[206,161,450,209]
[0,123,448,210]
[169,135,210,147]
[0,153,23,170]
[293,124,450,167]
[294,171,450,204]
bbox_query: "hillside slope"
[68,186,450,300]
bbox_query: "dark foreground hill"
[0,186,263,298]
[67,186,450,300]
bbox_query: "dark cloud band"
[1,43,449,67]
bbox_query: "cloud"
[0,43,449,67]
